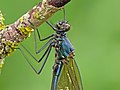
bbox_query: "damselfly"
[18,9,83,90]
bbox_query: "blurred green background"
[0,0,120,90]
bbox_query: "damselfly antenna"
[63,8,66,22]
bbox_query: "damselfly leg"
[29,20,54,54]
[16,21,55,74]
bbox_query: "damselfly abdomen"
[20,9,83,90]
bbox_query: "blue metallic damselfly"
[18,9,83,90]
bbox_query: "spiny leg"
[16,20,55,74]
[36,28,54,41]
[28,20,54,53]
[28,19,54,41]
[37,45,52,74]
[46,21,57,31]
[35,38,53,54]
[20,41,52,63]
[17,43,52,75]
[34,28,54,54]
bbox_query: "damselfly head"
[55,21,70,32]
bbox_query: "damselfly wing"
[52,58,83,90]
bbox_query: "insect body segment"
[53,33,74,60]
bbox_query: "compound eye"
[59,21,63,25]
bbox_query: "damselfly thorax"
[50,21,74,59]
